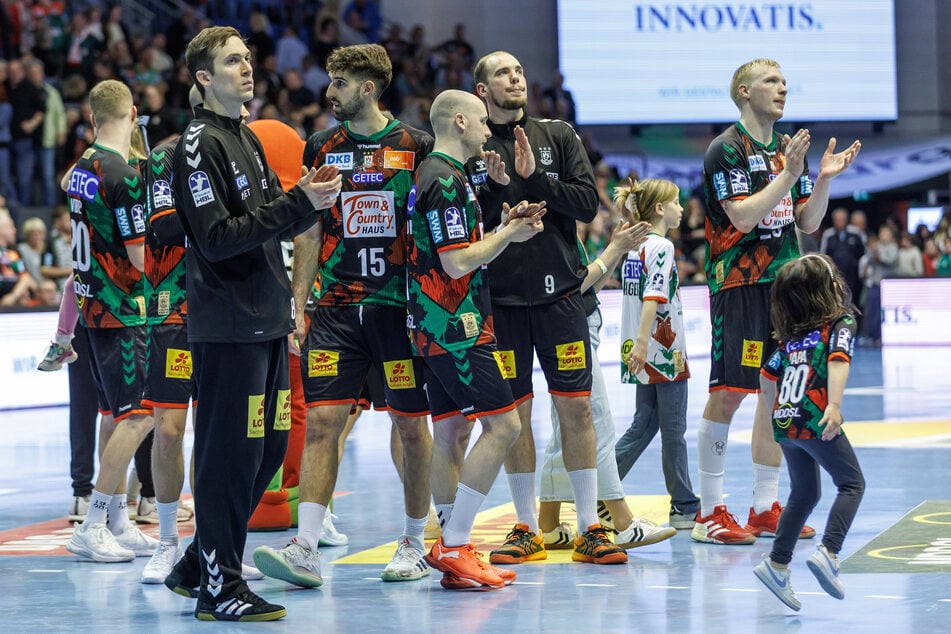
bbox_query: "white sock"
[435,503,453,530]
[297,502,327,551]
[403,514,427,545]
[156,500,180,542]
[698,418,729,517]
[568,468,599,532]
[85,490,111,525]
[55,332,72,347]
[752,464,781,514]
[442,483,484,547]
[107,495,130,534]
[507,472,539,533]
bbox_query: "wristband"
[593,258,608,275]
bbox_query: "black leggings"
[771,434,865,565]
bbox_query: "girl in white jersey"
[614,178,700,529]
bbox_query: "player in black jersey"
[473,51,623,566]
[168,27,342,622]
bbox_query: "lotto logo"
[494,350,516,379]
[164,348,192,380]
[308,350,339,377]
[556,341,587,371]
[247,394,265,438]
[741,339,763,368]
[274,389,291,430]
[384,359,417,389]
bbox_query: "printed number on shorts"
[358,247,386,277]
[544,274,555,294]
[777,364,809,404]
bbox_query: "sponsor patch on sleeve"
[130,204,146,234]
[152,179,173,209]
[729,169,750,195]
[426,209,444,244]
[114,206,132,238]
[444,206,466,240]
[713,171,728,200]
[188,171,215,207]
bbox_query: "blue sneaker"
[753,558,801,611]
[807,544,845,599]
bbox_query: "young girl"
[614,178,700,529]
[753,254,866,611]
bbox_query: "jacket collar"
[194,106,243,134]
[487,112,529,139]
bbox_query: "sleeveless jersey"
[302,119,433,307]
[144,139,187,325]
[407,152,495,356]
[620,233,690,384]
[702,122,813,295]
[66,143,146,328]
[761,315,856,440]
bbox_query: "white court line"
[797,591,829,596]
[28,569,64,573]
[511,581,545,585]
[92,570,128,574]
[722,588,760,593]
[939,599,951,603]
[0,489,16,496]
[866,595,906,600]
[648,585,688,590]
[577,583,616,587]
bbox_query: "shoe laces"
[714,508,743,527]
[583,526,613,545]
[461,544,492,569]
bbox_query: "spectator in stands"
[247,12,276,61]
[275,26,308,76]
[146,33,173,77]
[435,23,475,69]
[299,54,330,98]
[542,70,577,127]
[41,205,71,288]
[849,209,868,243]
[859,225,898,346]
[923,238,941,276]
[16,215,47,283]
[0,60,12,205]
[102,4,131,53]
[0,209,35,306]
[30,59,67,208]
[30,277,59,306]
[140,84,180,147]
[897,232,924,277]
[7,57,45,206]
[65,9,104,82]
[343,0,382,43]
[820,207,865,308]
[311,16,340,69]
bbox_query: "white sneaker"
[381,536,430,581]
[177,499,194,522]
[136,496,158,524]
[252,537,323,588]
[424,505,442,540]
[614,517,677,549]
[542,522,576,550]
[318,513,348,546]
[66,522,135,563]
[68,495,90,522]
[753,558,801,611]
[112,524,159,556]
[807,544,845,599]
[242,563,265,581]
[141,540,183,583]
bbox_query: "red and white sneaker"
[691,505,756,545]
[745,502,816,539]
[425,539,505,589]
[440,564,516,590]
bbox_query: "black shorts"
[301,304,429,416]
[422,344,515,421]
[86,325,151,421]
[491,293,592,401]
[356,364,388,412]
[708,284,778,393]
[143,323,196,409]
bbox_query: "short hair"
[729,58,780,109]
[429,89,480,136]
[21,217,47,236]
[88,79,133,123]
[612,178,679,223]
[326,44,392,97]
[185,26,244,98]
[473,50,509,87]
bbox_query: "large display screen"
[557,1,897,124]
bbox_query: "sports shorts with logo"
[422,343,516,421]
[143,323,196,408]
[86,325,152,421]
[491,292,593,401]
[301,304,429,416]
[708,283,778,393]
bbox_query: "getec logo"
[634,4,818,31]
[352,171,384,185]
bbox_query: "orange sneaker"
[441,564,516,590]
[745,502,816,539]
[489,523,547,564]
[425,539,504,589]
[571,524,628,564]
[691,505,756,545]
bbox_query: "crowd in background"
[1,0,950,313]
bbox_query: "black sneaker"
[195,590,287,622]
[164,557,200,598]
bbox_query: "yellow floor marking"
[334,495,672,565]
[731,419,951,447]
